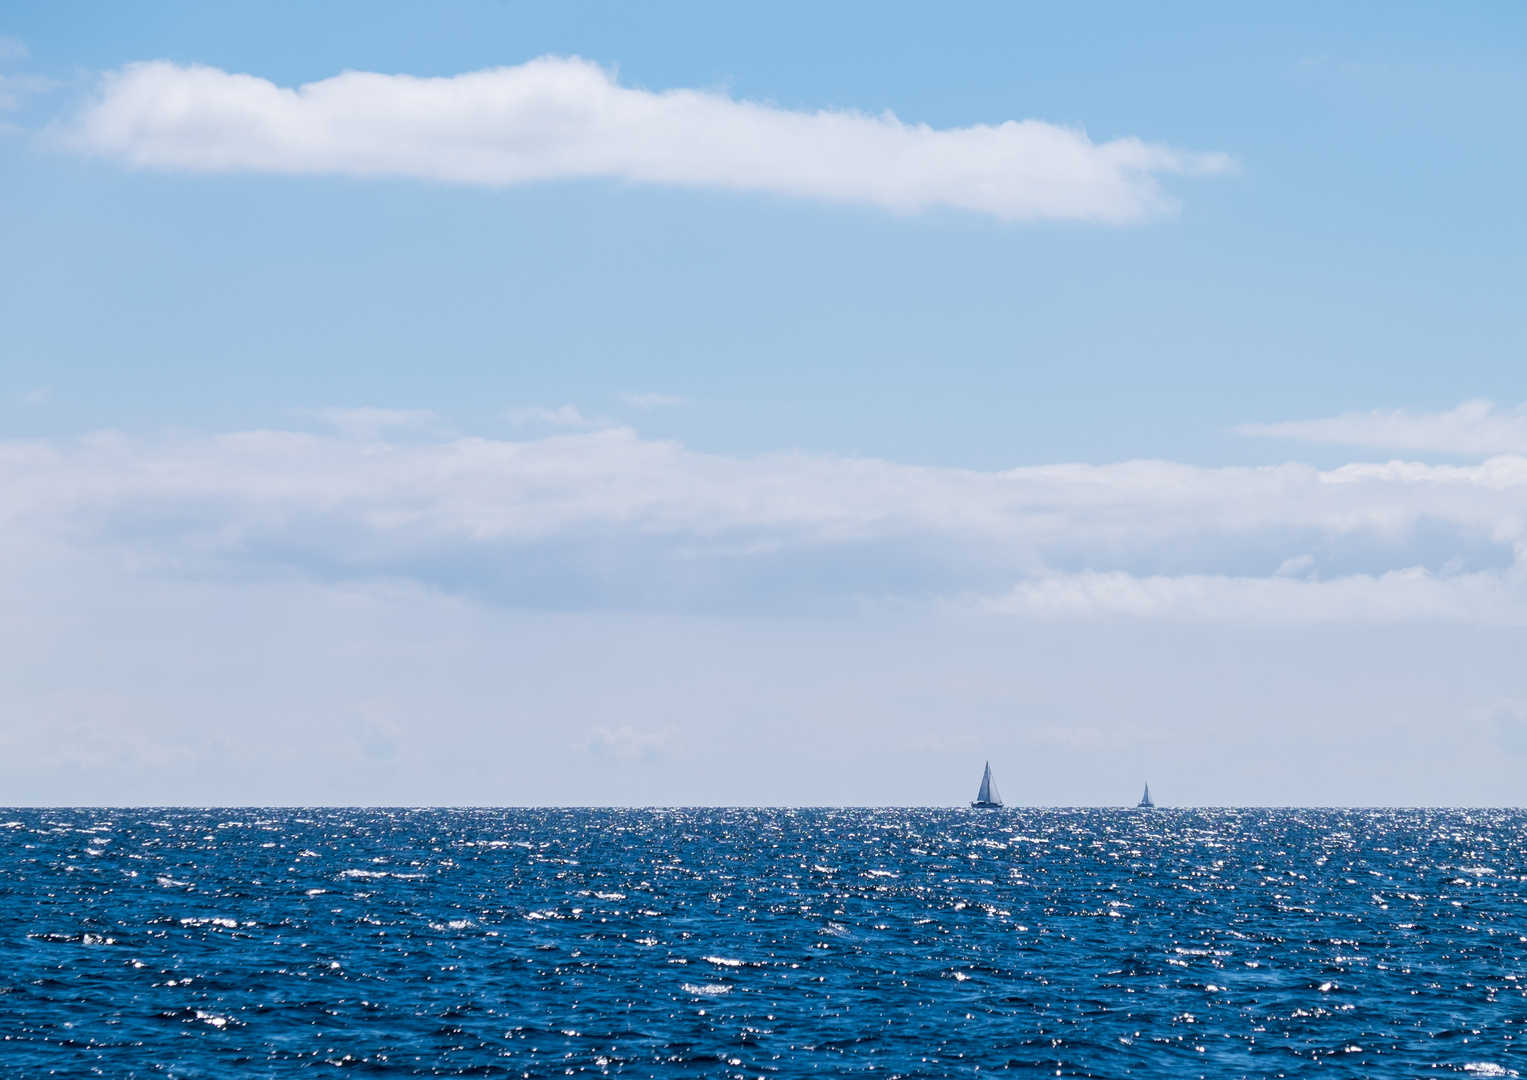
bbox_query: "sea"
[2,807,1524,1078]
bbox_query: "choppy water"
[3,808,1527,1077]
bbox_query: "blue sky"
[2,2,1527,805]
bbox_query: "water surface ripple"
[2,808,1525,1077]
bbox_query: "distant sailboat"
[971,762,1004,808]
[1137,783,1155,809]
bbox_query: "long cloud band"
[3,416,1525,623]
[59,56,1231,223]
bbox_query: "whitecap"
[703,956,744,967]
[682,983,732,996]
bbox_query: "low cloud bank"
[2,422,1525,623]
[62,57,1229,223]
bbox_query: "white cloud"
[1238,399,1527,455]
[621,392,687,410]
[505,404,603,428]
[1,422,1526,623]
[985,566,1527,624]
[302,406,441,438]
[0,71,56,113]
[1484,698,1527,755]
[0,690,195,772]
[346,701,404,761]
[0,36,27,62]
[586,724,681,761]
[61,57,1231,223]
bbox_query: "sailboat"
[971,762,1004,808]
[1137,783,1155,809]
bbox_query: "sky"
[2,1,1526,806]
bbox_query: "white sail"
[973,762,1003,807]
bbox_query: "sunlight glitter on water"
[2,807,1527,1076]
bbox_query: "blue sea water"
[2,808,1525,1078]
